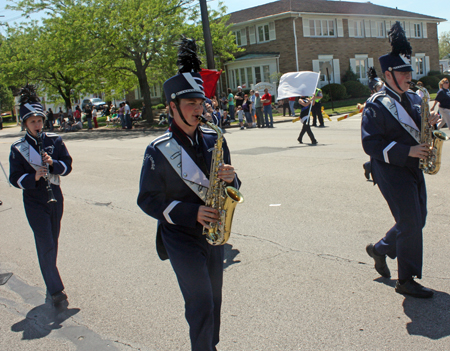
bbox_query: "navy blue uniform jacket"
[10,132,72,197]
[137,126,241,260]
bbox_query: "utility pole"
[199,0,215,69]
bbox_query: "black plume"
[18,84,40,105]
[388,21,412,57]
[367,67,378,80]
[176,36,202,74]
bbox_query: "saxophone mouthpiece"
[198,115,208,124]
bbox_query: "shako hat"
[163,37,205,103]
[379,21,413,73]
[18,84,46,122]
[367,67,383,91]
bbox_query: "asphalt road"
[1,116,450,351]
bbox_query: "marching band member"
[9,85,73,305]
[137,38,241,351]
[362,22,440,298]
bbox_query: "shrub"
[152,103,166,110]
[321,93,330,102]
[419,76,440,89]
[321,83,348,100]
[428,70,441,76]
[341,65,359,83]
[343,81,371,98]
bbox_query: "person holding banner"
[297,97,317,145]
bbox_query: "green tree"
[439,31,450,59]
[8,0,241,121]
[0,19,102,111]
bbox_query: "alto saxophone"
[198,116,244,245]
[412,83,449,175]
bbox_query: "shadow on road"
[403,290,450,339]
[11,301,80,340]
[374,277,450,339]
[224,243,240,269]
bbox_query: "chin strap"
[173,98,192,127]
[391,71,406,93]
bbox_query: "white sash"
[377,95,420,143]
[156,138,209,202]
[15,139,60,185]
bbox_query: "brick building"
[224,0,446,94]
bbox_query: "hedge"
[419,76,440,89]
[342,81,371,98]
[321,83,348,100]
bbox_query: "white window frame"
[309,19,336,37]
[234,30,242,46]
[257,23,270,43]
[354,20,364,38]
[227,63,277,89]
[413,23,422,38]
[376,21,385,38]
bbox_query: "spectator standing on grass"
[261,88,273,128]
[84,104,93,130]
[242,94,253,128]
[234,86,244,108]
[228,88,235,121]
[124,101,132,129]
[47,108,54,131]
[92,107,99,128]
[254,91,264,128]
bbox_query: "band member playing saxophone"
[9,84,73,305]
[362,22,440,298]
[137,37,241,351]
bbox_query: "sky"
[1,0,449,35]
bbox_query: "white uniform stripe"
[182,73,201,91]
[383,141,397,163]
[17,174,28,189]
[163,200,181,225]
[59,161,68,175]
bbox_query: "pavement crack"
[113,340,142,350]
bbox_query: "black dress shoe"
[366,243,390,278]
[363,162,371,180]
[51,290,68,305]
[298,139,303,144]
[395,279,434,298]
[311,140,318,145]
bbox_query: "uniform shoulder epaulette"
[151,132,172,147]
[200,125,218,134]
[12,137,26,146]
[45,132,60,138]
[368,90,386,104]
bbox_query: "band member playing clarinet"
[362,22,440,298]
[9,84,73,305]
[137,37,240,351]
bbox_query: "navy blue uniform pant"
[372,161,427,280]
[162,229,224,351]
[24,186,64,295]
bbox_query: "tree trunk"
[134,58,154,123]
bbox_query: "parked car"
[81,98,107,111]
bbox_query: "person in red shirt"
[261,88,273,128]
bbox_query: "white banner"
[277,71,320,100]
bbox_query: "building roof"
[227,0,446,24]
[234,53,280,61]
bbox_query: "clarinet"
[37,132,57,203]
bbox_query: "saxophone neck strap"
[377,94,421,144]
[14,139,60,185]
[156,138,209,202]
